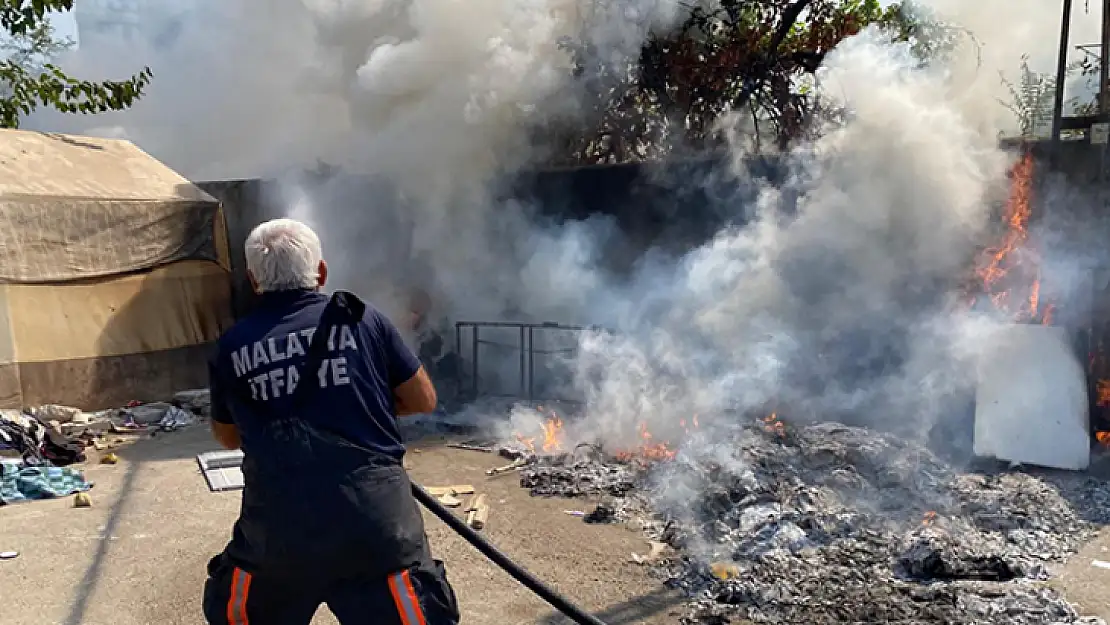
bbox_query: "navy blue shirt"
[209,289,422,459]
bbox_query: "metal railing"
[453,321,591,404]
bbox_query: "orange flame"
[922,510,937,526]
[515,408,703,463]
[762,412,785,437]
[515,433,535,453]
[635,422,677,460]
[1097,380,1110,408]
[541,415,564,453]
[1093,382,1110,448]
[973,150,1052,323]
[510,406,566,455]
[1093,382,1110,447]
[679,413,701,436]
[614,422,677,462]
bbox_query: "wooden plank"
[468,494,490,530]
[425,485,476,497]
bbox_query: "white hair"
[244,218,323,292]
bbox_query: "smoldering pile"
[511,440,656,523]
[519,443,640,498]
[520,421,1110,624]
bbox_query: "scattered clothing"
[0,409,85,467]
[0,461,92,504]
[121,402,174,426]
[110,417,146,434]
[0,421,37,462]
[29,404,84,424]
[0,412,47,465]
[41,429,85,466]
[159,406,198,432]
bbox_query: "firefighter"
[202,218,459,625]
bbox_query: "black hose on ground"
[411,483,609,625]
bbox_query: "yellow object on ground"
[710,562,739,580]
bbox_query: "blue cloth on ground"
[0,461,92,504]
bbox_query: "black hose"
[411,483,609,625]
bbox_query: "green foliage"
[996,49,1098,138]
[999,55,1060,138]
[556,0,961,165]
[0,0,151,128]
[880,3,974,66]
[1,17,70,75]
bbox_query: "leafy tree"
[999,55,1064,138]
[554,0,964,164]
[0,0,151,128]
[1,17,70,77]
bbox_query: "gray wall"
[198,179,270,317]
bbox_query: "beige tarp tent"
[0,129,233,409]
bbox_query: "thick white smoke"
[573,28,1011,450]
[552,2,1108,451]
[30,0,680,329]
[24,2,1103,452]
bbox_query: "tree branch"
[731,0,815,113]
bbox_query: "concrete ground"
[1054,526,1110,621]
[0,425,684,625]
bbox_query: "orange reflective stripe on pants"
[387,569,427,625]
[226,567,253,625]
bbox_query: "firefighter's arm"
[212,421,241,450]
[394,366,438,416]
[382,312,438,416]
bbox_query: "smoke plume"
[31,0,680,324]
[573,27,1011,450]
[24,2,1103,453]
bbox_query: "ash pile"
[521,421,1110,624]
[519,443,640,498]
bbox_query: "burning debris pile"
[518,418,1110,624]
[510,407,677,502]
[519,443,640,499]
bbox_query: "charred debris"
[516,420,1110,624]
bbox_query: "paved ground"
[0,425,683,625]
[1054,526,1110,621]
[8,423,1110,625]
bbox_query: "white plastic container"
[974,323,1091,471]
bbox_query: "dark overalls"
[203,289,459,625]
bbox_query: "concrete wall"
[197,179,269,317]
